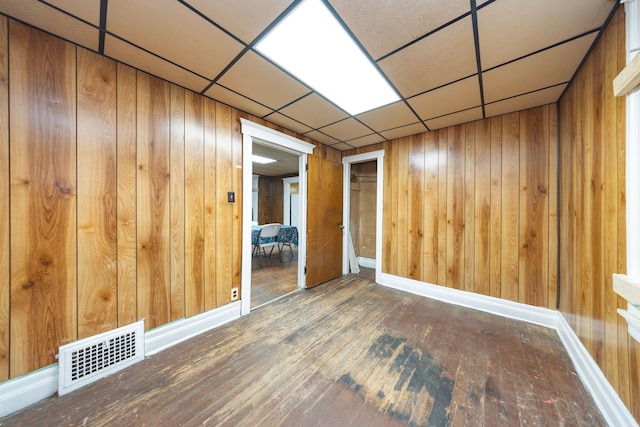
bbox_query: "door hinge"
[305,163,308,172]
[304,267,307,275]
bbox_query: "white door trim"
[342,150,385,283]
[240,119,315,315]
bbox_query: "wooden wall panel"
[9,21,77,376]
[423,132,438,284]
[436,129,448,286]
[464,123,475,293]
[396,137,409,278]
[474,119,491,296]
[116,62,138,327]
[446,125,465,290]
[408,135,424,280]
[203,98,217,310]
[0,16,8,382]
[559,6,637,420]
[215,103,233,307]
[77,48,117,339]
[489,117,502,298]
[136,72,171,330]
[185,91,205,317]
[170,85,185,322]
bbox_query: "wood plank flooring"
[0,269,605,426]
[251,245,297,308]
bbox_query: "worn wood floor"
[251,245,298,308]
[1,269,605,426]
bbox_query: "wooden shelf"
[613,52,640,96]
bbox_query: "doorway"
[342,150,384,283]
[240,119,315,315]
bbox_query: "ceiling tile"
[356,101,418,133]
[380,122,429,141]
[485,85,566,118]
[347,133,386,148]
[378,16,477,97]
[278,93,348,129]
[329,0,470,60]
[217,51,310,110]
[0,0,99,50]
[479,0,615,70]
[329,142,355,151]
[104,35,209,93]
[263,112,313,135]
[185,0,293,44]
[319,118,372,141]
[424,107,483,130]
[46,0,100,26]
[107,0,243,80]
[483,34,596,104]
[304,130,340,146]
[408,76,481,121]
[205,84,273,118]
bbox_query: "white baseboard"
[357,257,376,269]
[0,301,242,419]
[0,365,58,418]
[145,301,241,356]
[377,272,637,427]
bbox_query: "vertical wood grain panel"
[0,16,9,381]
[203,98,217,310]
[231,108,243,293]
[547,104,558,310]
[170,85,185,321]
[474,119,491,296]
[489,117,502,298]
[77,48,117,338]
[397,137,409,278]
[518,107,549,307]
[501,113,519,302]
[9,21,77,376]
[215,102,233,307]
[388,140,398,275]
[446,125,464,290]
[464,124,475,292]
[408,135,424,280]
[116,63,137,327]
[436,129,448,286]
[423,132,438,284]
[184,91,204,317]
[136,72,171,330]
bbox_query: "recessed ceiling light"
[256,0,399,116]
[252,154,276,164]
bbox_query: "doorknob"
[339,224,344,229]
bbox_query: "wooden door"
[306,155,343,287]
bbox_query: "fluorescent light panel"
[256,0,399,115]
[252,154,276,164]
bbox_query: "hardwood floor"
[0,269,605,426]
[251,244,298,308]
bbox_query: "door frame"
[282,176,299,226]
[342,150,385,283]
[240,118,315,315]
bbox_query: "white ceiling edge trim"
[240,118,315,155]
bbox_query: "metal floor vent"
[58,320,144,396]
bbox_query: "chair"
[254,223,281,267]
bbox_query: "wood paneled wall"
[347,105,558,307]
[0,19,337,381]
[559,6,638,419]
[257,175,284,225]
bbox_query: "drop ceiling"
[0,0,618,151]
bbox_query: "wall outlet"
[231,287,239,301]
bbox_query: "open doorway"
[342,150,384,282]
[251,143,299,308]
[240,119,315,315]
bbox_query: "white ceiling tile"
[263,112,313,135]
[347,134,386,148]
[105,35,209,93]
[46,0,100,25]
[304,130,340,146]
[485,85,566,118]
[479,0,615,70]
[356,101,418,132]
[186,0,293,44]
[408,76,481,121]
[483,34,596,104]
[425,107,483,130]
[329,142,354,151]
[0,0,99,50]
[330,0,470,60]
[380,123,429,141]
[319,118,372,141]
[107,0,243,80]
[378,16,477,97]
[217,51,310,110]
[204,84,273,118]
[279,93,348,129]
